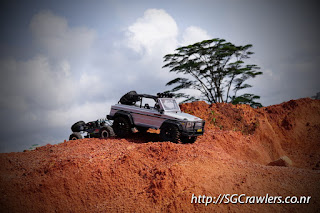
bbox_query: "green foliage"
[163,38,263,107]
[210,110,217,125]
[231,93,263,108]
[28,144,40,150]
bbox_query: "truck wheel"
[71,121,85,132]
[160,125,180,143]
[181,136,197,144]
[113,117,131,137]
[99,127,110,139]
[105,126,115,137]
[69,132,83,140]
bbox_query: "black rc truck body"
[69,119,114,140]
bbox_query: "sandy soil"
[0,98,319,212]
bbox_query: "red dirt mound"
[180,98,320,168]
[0,98,319,212]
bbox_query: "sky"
[0,0,319,152]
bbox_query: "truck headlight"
[195,122,202,128]
[186,122,193,128]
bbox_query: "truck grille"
[186,121,203,130]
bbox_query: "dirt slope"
[1,98,319,212]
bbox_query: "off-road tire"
[113,117,131,137]
[180,136,197,144]
[105,125,115,137]
[69,132,83,140]
[160,125,180,143]
[99,127,111,139]
[71,121,85,132]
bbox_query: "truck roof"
[119,91,173,105]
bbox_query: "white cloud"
[80,72,102,93]
[0,10,117,141]
[0,56,75,111]
[126,9,178,56]
[30,10,96,60]
[181,26,211,46]
[264,69,279,80]
[122,8,214,95]
[46,101,113,127]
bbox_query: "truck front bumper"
[181,120,205,137]
[181,128,205,137]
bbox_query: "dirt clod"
[267,156,293,167]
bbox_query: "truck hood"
[164,111,203,122]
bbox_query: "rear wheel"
[99,127,110,139]
[160,125,180,143]
[180,136,197,144]
[113,117,131,137]
[69,132,83,140]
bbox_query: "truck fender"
[160,120,183,131]
[113,111,135,126]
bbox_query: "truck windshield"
[160,98,180,111]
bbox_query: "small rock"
[312,161,320,170]
[267,156,293,167]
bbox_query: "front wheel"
[113,117,131,137]
[99,127,111,139]
[69,132,83,140]
[160,125,180,143]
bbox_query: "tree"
[162,38,263,107]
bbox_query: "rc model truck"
[69,119,114,140]
[107,91,205,143]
